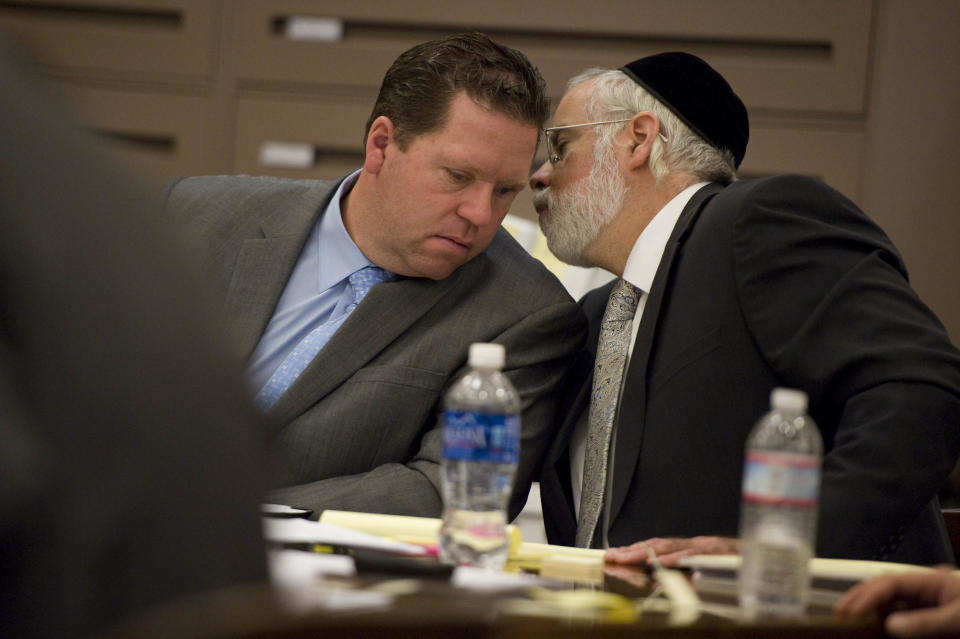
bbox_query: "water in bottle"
[439,342,521,569]
[738,387,823,618]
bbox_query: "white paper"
[451,565,546,591]
[678,554,943,581]
[262,503,311,516]
[268,549,355,587]
[262,517,428,556]
[276,584,394,614]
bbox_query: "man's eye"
[446,169,469,183]
[553,141,568,161]
[496,186,520,197]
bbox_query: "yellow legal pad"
[318,510,605,572]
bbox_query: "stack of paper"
[317,510,605,579]
[263,517,428,556]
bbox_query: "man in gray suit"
[166,33,585,520]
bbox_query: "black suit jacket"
[541,176,960,565]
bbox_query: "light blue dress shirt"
[246,170,372,392]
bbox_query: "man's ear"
[626,111,660,170]
[363,116,395,174]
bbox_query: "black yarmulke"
[619,52,749,168]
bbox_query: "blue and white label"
[443,410,520,463]
[742,451,820,508]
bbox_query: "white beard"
[534,143,627,267]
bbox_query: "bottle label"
[443,411,520,463]
[742,451,820,507]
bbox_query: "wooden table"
[104,557,883,639]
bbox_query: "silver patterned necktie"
[576,278,642,548]
[254,265,392,411]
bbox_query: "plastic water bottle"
[439,342,521,569]
[738,387,823,618]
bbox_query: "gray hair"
[568,68,737,185]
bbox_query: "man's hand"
[604,536,740,567]
[834,569,960,638]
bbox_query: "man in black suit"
[533,52,960,565]
[0,39,267,638]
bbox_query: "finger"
[606,538,677,563]
[837,575,913,615]
[885,601,960,638]
[834,580,872,613]
[655,548,699,567]
[835,573,948,616]
[835,582,888,615]
[645,538,687,555]
[605,542,652,565]
[656,542,727,567]
[697,536,739,555]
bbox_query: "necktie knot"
[347,265,392,306]
[603,278,641,324]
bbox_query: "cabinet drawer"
[234,95,368,180]
[0,0,217,81]
[54,83,215,180]
[229,0,872,114]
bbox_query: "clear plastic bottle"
[738,387,823,618]
[438,342,521,569]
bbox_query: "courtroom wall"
[1,0,956,339]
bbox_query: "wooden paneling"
[229,0,872,113]
[0,0,218,83]
[0,0,876,200]
[60,84,217,178]
[5,0,958,343]
[741,120,865,198]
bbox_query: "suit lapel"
[265,249,480,428]
[608,183,723,524]
[223,182,339,361]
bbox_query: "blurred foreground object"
[0,37,267,638]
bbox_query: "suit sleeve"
[730,175,960,559]
[267,298,586,520]
[498,298,587,519]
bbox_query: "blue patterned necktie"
[576,278,642,548]
[254,265,392,411]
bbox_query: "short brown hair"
[363,32,547,150]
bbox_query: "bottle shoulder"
[445,368,521,412]
[747,411,823,454]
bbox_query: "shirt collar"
[622,182,708,293]
[318,169,372,290]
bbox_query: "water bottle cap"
[770,387,808,413]
[469,342,505,369]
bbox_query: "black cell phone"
[350,548,454,578]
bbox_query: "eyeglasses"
[543,118,668,164]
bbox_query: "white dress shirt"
[570,183,709,545]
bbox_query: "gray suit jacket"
[165,175,586,519]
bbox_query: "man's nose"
[529,161,552,191]
[458,186,494,227]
